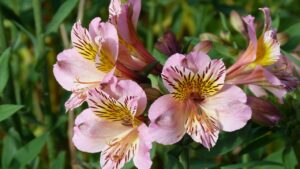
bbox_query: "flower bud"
[247,96,282,127]
[192,40,212,53]
[230,10,246,35]
[155,31,181,56]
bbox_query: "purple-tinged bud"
[155,31,181,56]
[247,96,282,127]
[192,40,212,53]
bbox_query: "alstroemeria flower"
[109,0,160,71]
[53,18,118,111]
[148,51,252,149]
[226,8,288,102]
[73,75,152,169]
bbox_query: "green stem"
[0,6,7,53]
[32,0,55,164]
[32,0,44,59]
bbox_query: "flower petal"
[259,7,271,32]
[65,92,86,112]
[72,109,130,153]
[71,22,98,60]
[148,94,187,145]
[227,15,257,76]
[100,128,139,169]
[87,88,141,127]
[133,124,152,169]
[201,85,252,132]
[116,80,147,116]
[53,48,104,91]
[162,54,226,99]
[185,112,220,149]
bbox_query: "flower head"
[226,8,289,102]
[108,0,160,71]
[53,18,119,111]
[149,51,252,149]
[72,75,152,169]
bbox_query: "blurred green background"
[0,0,300,169]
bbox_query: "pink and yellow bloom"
[226,8,288,102]
[148,51,252,149]
[109,0,160,72]
[53,18,119,111]
[72,75,152,169]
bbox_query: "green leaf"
[13,133,49,167]
[50,151,66,169]
[45,0,79,34]
[283,22,300,51]
[220,161,283,169]
[0,48,11,95]
[239,133,279,155]
[0,104,23,122]
[220,12,229,31]
[1,130,18,169]
[282,146,297,169]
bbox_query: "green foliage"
[0,0,299,169]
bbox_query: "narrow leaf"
[13,133,49,167]
[0,48,11,94]
[0,104,23,122]
[45,0,79,34]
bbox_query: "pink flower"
[53,18,119,111]
[148,51,252,149]
[226,8,288,102]
[109,0,160,72]
[72,76,152,169]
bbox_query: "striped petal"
[100,128,139,169]
[162,54,225,101]
[71,22,98,61]
[185,111,220,149]
[87,88,141,127]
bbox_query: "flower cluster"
[53,1,299,168]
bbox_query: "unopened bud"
[155,31,181,56]
[230,10,246,34]
[247,96,282,127]
[192,40,212,53]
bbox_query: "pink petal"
[185,112,220,149]
[100,128,139,169]
[109,0,121,21]
[133,124,152,169]
[148,94,187,145]
[71,22,97,60]
[227,15,257,76]
[116,80,147,116]
[202,85,252,131]
[185,51,211,73]
[248,84,268,97]
[53,49,104,91]
[88,17,102,41]
[72,109,130,153]
[65,92,86,112]
[259,7,271,31]
[98,22,119,63]
[128,0,141,28]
